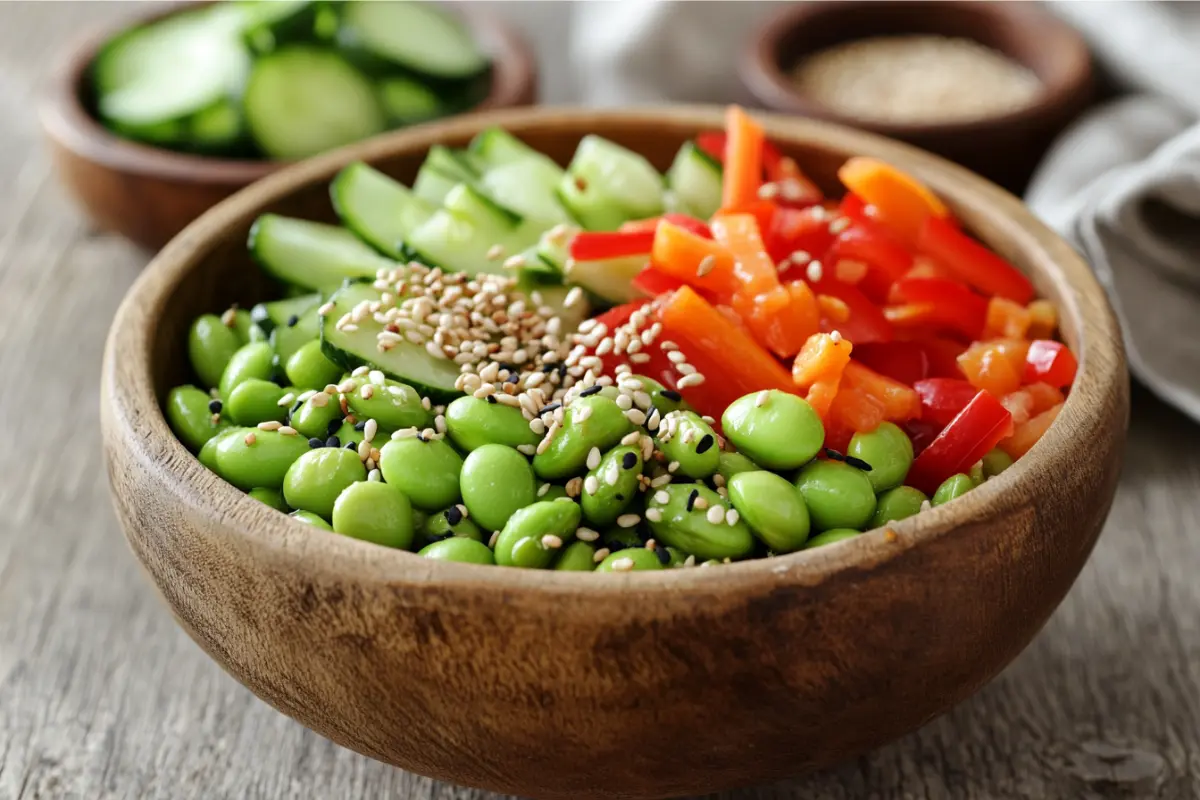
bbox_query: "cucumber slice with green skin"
[271,306,323,368]
[249,214,398,291]
[377,76,443,126]
[469,128,548,168]
[443,183,522,229]
[519,283,592,333]
[480,160,571,226]
[404,210,506,276]
[514,246,562,286]
[557,135,665,231]
[533,225,577,273]
[320,282,462,401]
[565,256,649,306]
[667,141,723,220]
[188,99,248,153]
[250,293,322,335]
[339,1,488,80]
[331,162,436,258]
[238,0,323,54]
[244,47,385,160]
[412,145,481,205]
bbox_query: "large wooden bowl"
[101,107,1128,800]
[40,2,536,251]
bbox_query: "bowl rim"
[739,0,1093,139]
[102,104,1126,599]
[38,0,537,186]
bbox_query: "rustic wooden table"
[1,3,1197,799]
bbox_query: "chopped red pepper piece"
[569,230,656,261]
[827,223,913,302]
[1023,340,1077,388]
[801,276,893,344]
[854,341,931,386]
[906,390,1014,494]
[630,266,687,298]
[887,277,988,340]
[912,378,980,427]
[917,215,1034,304]
[765,206,838,264]
[619,213,713,239]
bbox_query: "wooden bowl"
[39,2,537,251]
[739,1,1094,194]
[101,107,1128,800]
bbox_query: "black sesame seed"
[660,389,682,402]
[354,421,367,432]
[286,314,299,328]
[557,364,568,377]
[539,402,562,415]
[326,419,342,436]
[580,385,603,397]
[824,448,845,461]
[686,489,699,512]
[291,400,303,415]
[845,455,873,471]
[486,395,498,404]
[207,399,223,413]
[325,436,341,449]
[346,441,358,450]
[695,434,715,454]
[308,437,323,449]
[445,506,463,526]
[655,547,671,565]
[621,452,637,470]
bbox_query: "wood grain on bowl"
[100,107,1127,800]
[39,2,536,251]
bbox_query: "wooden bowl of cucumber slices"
[40,0,536,251]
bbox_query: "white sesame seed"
[755,390,770,408]
[577,527,599,542]
[659,340,678,351]
[645,508,663,523]
[586,447,602,470]
[717,487,729,498]
[342,324,359,333]
[620,431,642,447]
[220,307,237,326]
[712,473,726,488]
[564,286,584,308]
[693,496,708,510]
[829,216,851,235]
[684,555,696,567]
[610,556,635,572]
[830,330,843,343]
[517,444,536,456]
[357,440,371,460]
[629,353,651,364]
[502,255,526,270]
[676,363,697,375]
[574,404,593,423]
[277,392,296,407]
[706,506,725,525]
[541,534,563,549]
[616,394,633,411]
[318,302,336,317]
[337,380,357,394]
[257,420,282,431]
[361,384,375,400]
[351,366,370,378]
[677,373,706,388]
[584,475,599,495]
[392,427,418,440]
[565,476,583,497]
[757,182,780,200]
[806,260,824,282]
[486,244,505,261]
[425,341,445,359]
[667,460,680,473]
[650,473,672,488]
[593,548,611,563]
[617,513,640,528]
[632,390,652,409]
[625,408,647,426]
[277,426,297,436]
[488,531,500,548]
[363,419,378,443]
[367,469,382,482]
[211,413,221,425]
[654,490,670,504]
[421,397,432,411]
[529,417,546,435]
[696,254,716,277]
[725,509,740,525]
[243,432,257,446]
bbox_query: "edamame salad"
[167,106,1077,570]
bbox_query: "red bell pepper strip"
[854,341,931,386]
[839,193,873,225]
[721,107,764,211]
[569,230,656,261]
[1023,340,1077,388]
[887,277,988,340]
[917,215,1034,304]
[631,266,687,298]
[803,276,893,345]
[906,390,1014,494]
[619,213,713,238]
[912,378,981,427]
[902,418,944,457]
[827,224,914,302]
[764,206,838,265]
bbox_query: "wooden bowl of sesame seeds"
[101,106,1127,799]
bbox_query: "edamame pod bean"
[218,341,275,401]
[232,309,267,344]
[932,474,975,506]
[870,486,928,527]
[657,411,720,479]
[214,427,311,490]
[290,510,333,530]
[532,396,633,480]
[289,392,343,439]
[982,448,1013,478]
[347,377,430,432]
[722,390,824,470]
[332,481,414,549]
[198,427,241,470]
[536,483,569,502]
[283,447,367,520]
[718,451,760,483]
[644,484,755,561]
[803,528,860,549]
[968,461,985,486]
[460,444,536,532]
[379,436,463,510]
[423,505,483,542]
[727,470,810,553]
[580,445,643,528]
[332,421,364,449]
[794,460,876,531]
[285,340,342,391]
[493,499,581,568]
[166,385,228,451]
[227,378,288,426]
[411,507,430,539]
[419,537,495,564]
[446,396,539,452]
[596,548,663,572]
[553,541,597,571]
[188,315,242,390]
[847,421,913,492]
[248,487,287,511]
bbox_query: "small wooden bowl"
[101,107,1128,800]
[740,1,1094,193]
[39,3,537,251]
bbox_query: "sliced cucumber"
[480,160,571,225]
[667,141,723,220]
[271,305,322,368]
[320,282,461,401]
[412,145,479,205]
[250,292,322,335]
[469,127,547,168]
[238,0,323,54]
[522,283,591,333]
[565,256,649,306]
[534,225,577,272]
[443,183,522,229]
[331,162,435,258]
[188,99,247,153]
[557,135,665,231]
[340,1,488,80]
[404,210,500,275]
[244,47,384,160]
[249,214,397,291]
[378,76,442,126]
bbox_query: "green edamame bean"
[493,499,581,568]
[285,340,342,391]
[870,486,928,527]
[596,547,663,572]
[231,309,267,344]
[553,540,597,571]
[332,421,364,449]
[718,451,760,483]
[722,390,824,470]
[446,396,539,452]
[289,392,343,439]
[803,528,860,549]
[347,377,430,432]
[331,481,414,549]
[537,483,570,502]
[166,385,228,451]
[283,447,367,519]
[794,460,877,531]
[227,378,288,426]
[423,506,483,542]
[411,507,430,539]
[379,436,463,510]
[198,427,241,470]
[657,411,720,479]
[580,445,643,528]
[968,461,986,486]
[645,484,755,561]
[847,421,913,492]
[982,448,1014,478]
[532,395,633,480]
[418,537,495,564]
[460,444,536,532]
[932,474,974,506]
[214,428,310,490]
[248,487,287,511]
[218,341,275,401]
[290,510,333,530]
[600,525,644,551]
[188,315,242,390]
[727,470,810,553]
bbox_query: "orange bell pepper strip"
[792,333,853,418]
[839,361,922,421]
[984,296,1032,339]
[828,388,886,438]
[650,220,739,299]
[837,157,949,245]
[957,339,1030,397]
[710,213,779,294]
[999,402,1063,459]
[721,106,764,211]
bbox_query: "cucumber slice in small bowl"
[338,0,489,80]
